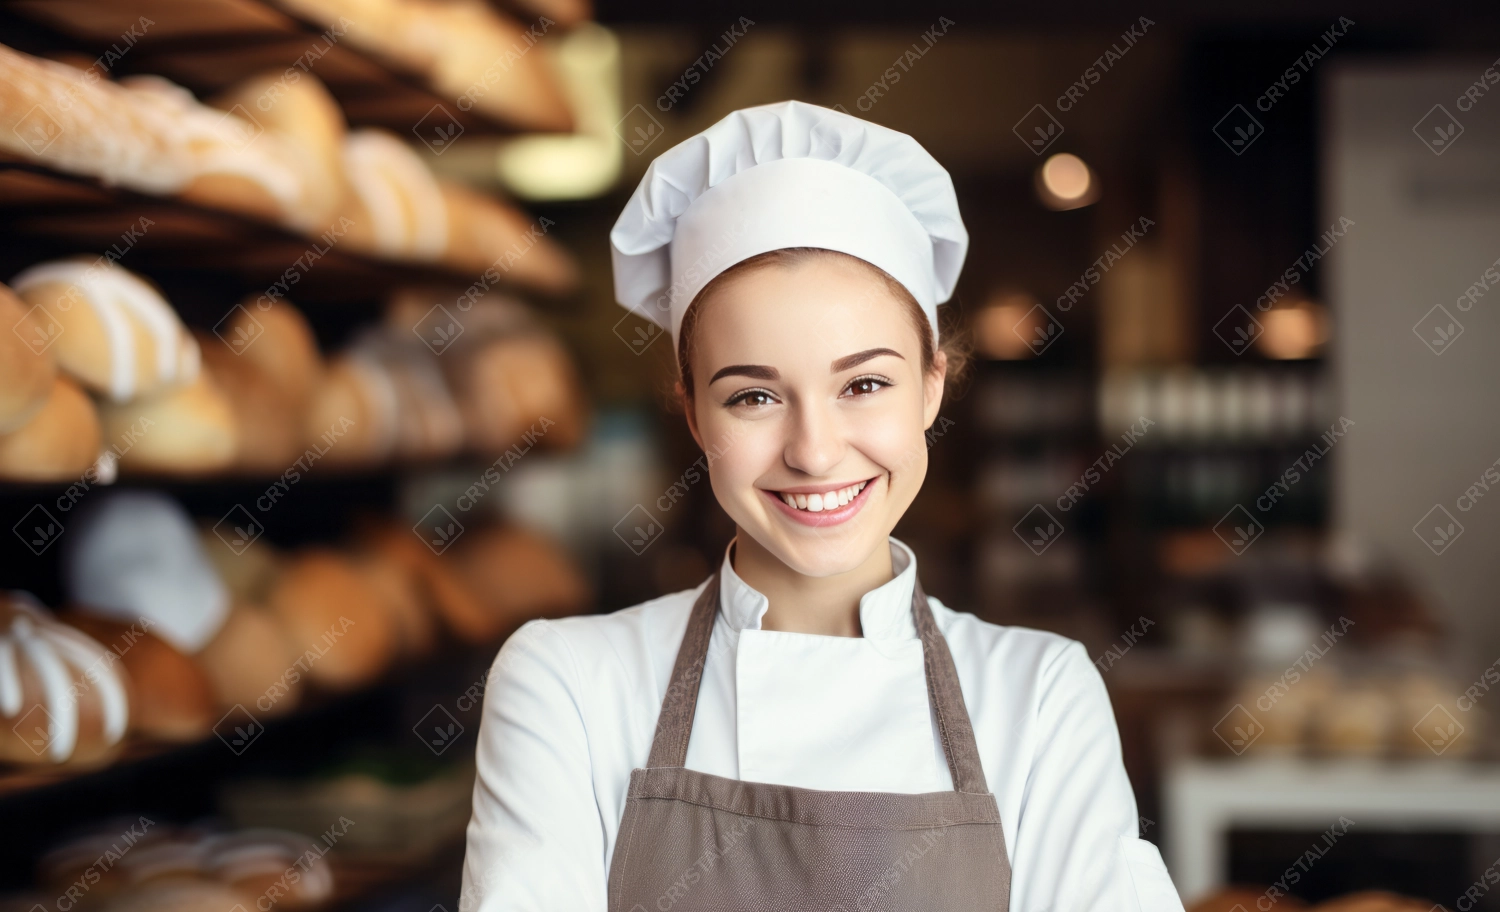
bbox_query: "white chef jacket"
[460,536,1185,912]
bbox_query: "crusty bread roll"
[0,43,190,195]
[62,610,218,743]
[208,72,348,232]
[0,281,58,432]
[198,527,285,606]
[11,259,199,403]
[202,830,335,910]
[399,0,573,132]
[357,521,491,643]
[448,525,589,639]
[0,593,130,767]
[452,331,587,454]
[439,180,579,294]
[268,550,396,690]
[303,354,400,466]
[97,371,238,474]
[0,375,101,482]
[197,602,303,716]
[275,0,573,131]
[337,128,450,263]
[352,554,438,661]
[196,330,302,473]
[119,74,335,233]
[346,330,464,460]
[225,299,322,408]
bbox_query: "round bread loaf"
[0,593,130,767]
[268,550,396,690]
[11,259,199,403]
[352,554,437,660]
[0,375,101,482]
[0,281,58,433]
[97,371,238,474]
[61,610,218,743]
[223,299,322,408]
[196,601,302,717]
[196,329,302,473]
[357,521,491,643]
[303,354,400,466]
[448,524,590,639]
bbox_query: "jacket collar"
[716,535,919,640]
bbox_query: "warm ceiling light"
[1255,298,1330,360]
[1036,153,1100,211]
[975,290,1044,360]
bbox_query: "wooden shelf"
[0,162,489,307]
[2,0,518,138]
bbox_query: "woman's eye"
[727,389,776,408]
[844,375,891,397]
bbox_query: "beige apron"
[607,570,1012,912]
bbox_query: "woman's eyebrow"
[831,347,904,372]
[709,348,905,385]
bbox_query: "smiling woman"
[460,100,1186,912]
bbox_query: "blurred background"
[1,1,1499,910]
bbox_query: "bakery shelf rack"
[0,0,521,138]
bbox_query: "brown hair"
[673,247,972,406]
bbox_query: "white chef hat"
[610,100,968,355]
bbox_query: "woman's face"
[683,253,947,578]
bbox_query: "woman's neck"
[731,532,895,637]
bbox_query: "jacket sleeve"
[1011,640,1186,912]
[460,619,608,912]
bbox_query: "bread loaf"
[196,602,302,716]
[448,525,589,639]
[0,43,190,195]
[0,375,101,482]
[0,281,58,432]
[338,128,450,263]
[439,180,578,294]
[0,592,130,766]
[303,354,400,466]
[223,299,322,409]
[11,259,199,403]
[357,521,491,643]
[62,611,218,743]
[268,550,396,690]
[202,829,335,910]
[196,329,303,473]
[97,371,238,474]
[208,72,348,231]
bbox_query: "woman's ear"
[922,348,948,430]
[678,379,707,451]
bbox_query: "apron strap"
[646,566,991,795]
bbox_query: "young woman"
[461,101,1185,912]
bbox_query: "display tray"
[1,0,517,137]
[0,162,492,306]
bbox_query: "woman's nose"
[781,399,845,477]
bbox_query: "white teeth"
[777,480,871,512]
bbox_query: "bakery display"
[0,282,57,434]
[10,259,199,404]
[0,376,101,483]
[0,593,130,767]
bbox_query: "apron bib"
[607,571,1011,911]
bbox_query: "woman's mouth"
[760,476,878,527]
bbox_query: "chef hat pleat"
[610,100,968,354]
